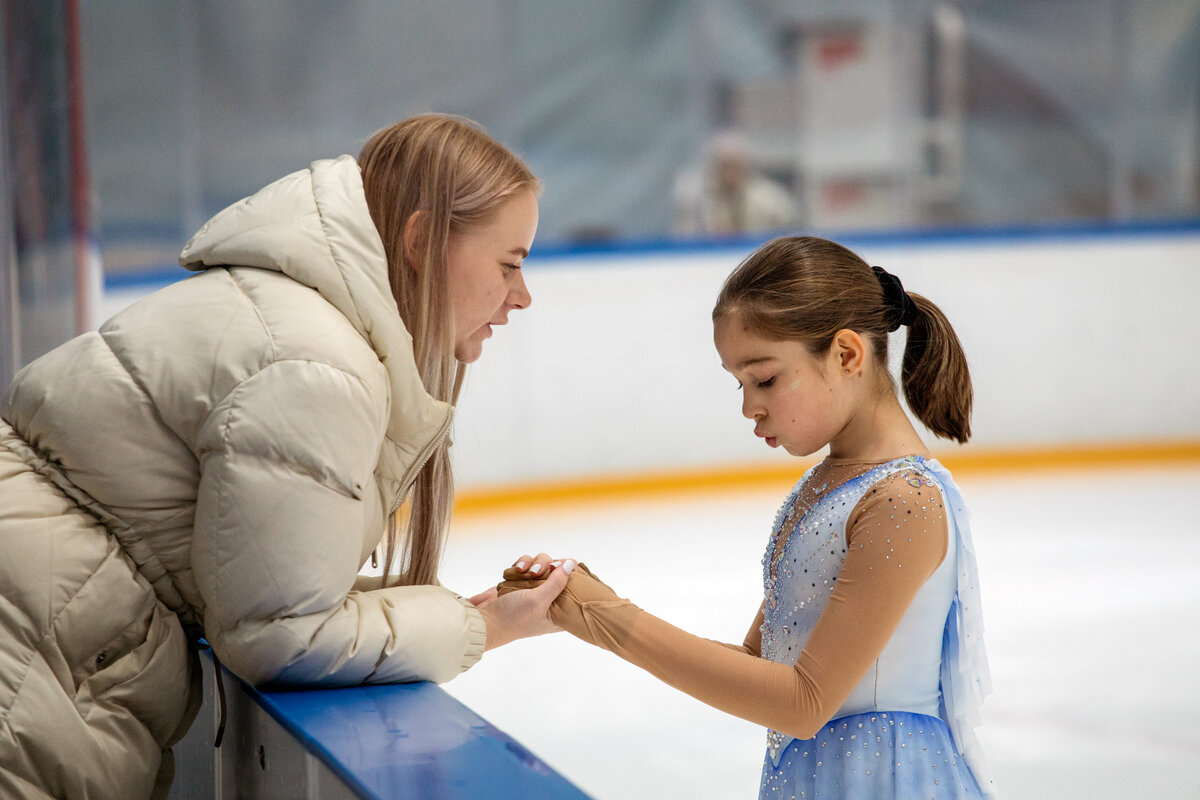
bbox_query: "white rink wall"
[450,228,1200,488]
[100,228,1200,490]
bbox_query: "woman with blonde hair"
[0,114,564,799]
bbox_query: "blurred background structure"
[3,2,1200,798]
[5,0,1200,380]
[30,3,1200,265]
[1,0,101,387]
[6,0,1200,384]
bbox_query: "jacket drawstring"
[210,650,228,748]
[186,625,227,748]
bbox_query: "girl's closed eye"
[735,376,776,390]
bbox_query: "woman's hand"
[497,559,626,647]
[508,552,572,579]
[469,552,575,651]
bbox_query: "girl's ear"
[831,329,867,377]
[403,210,429,271]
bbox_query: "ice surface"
[440,464,1200,799]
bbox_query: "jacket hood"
[178,156,451,447]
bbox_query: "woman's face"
[446,189,538,363]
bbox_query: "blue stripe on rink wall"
[252,680,591,799]
[102,216,1200,291]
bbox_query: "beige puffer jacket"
[0,156,487,799]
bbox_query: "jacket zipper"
[386,408,454,518]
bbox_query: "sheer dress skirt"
[760,711,984,800]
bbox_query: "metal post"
[1109,0,1134,220]
[177,0,204,242]
[0,21,21,391]
[65,0,95,334]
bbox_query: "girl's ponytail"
[901,293,972,443]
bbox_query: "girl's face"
[446,189,539,363]
[714,314,857,458]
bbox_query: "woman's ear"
[403,210,429,271]
[831,329,867,377]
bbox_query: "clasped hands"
[467,552,621,652]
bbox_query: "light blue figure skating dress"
[759,456,996,799]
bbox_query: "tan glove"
[498,563,831,740]
[497,563,636,649]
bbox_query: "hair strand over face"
[358,114,540,586]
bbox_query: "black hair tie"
[872,266,917,331]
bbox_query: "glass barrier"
[80,1,1199,278]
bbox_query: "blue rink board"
[101,217,1200,291]
[249,680,591,799]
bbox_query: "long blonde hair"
[358,114,540,586]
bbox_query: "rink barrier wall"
[102,216,1200,288]
[100,221,1200,502]
[168,652,591,799]
[448,224,1200,490]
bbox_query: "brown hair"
[712,236,972,443]
[358,114,540,586]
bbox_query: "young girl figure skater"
[504,236,997,798]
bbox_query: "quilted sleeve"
[192,359,484,687]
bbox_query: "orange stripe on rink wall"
[453,461,813,516]
[451,439,1200,517]
[933,440,1200,475]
